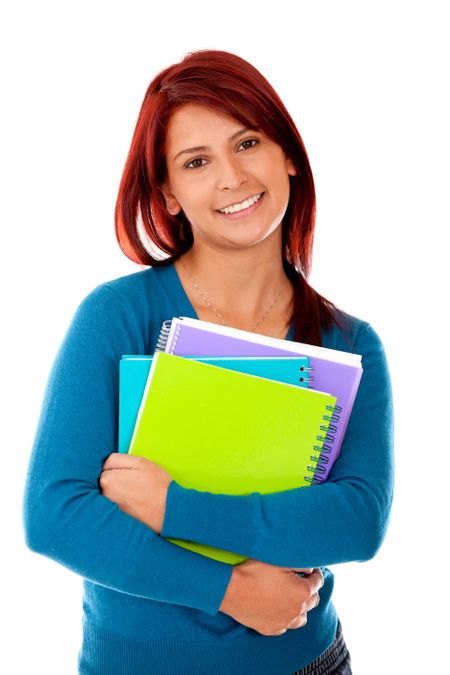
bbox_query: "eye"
[185,157,207,169]
[239,138,259,151]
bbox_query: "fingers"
[270,569,323,637]
[303,568,324,595]
[287,612,308,629]
[285,567,314,575]
[102,453,126,469]
[304,591,320,612]
[102,453,141,470]
[287,567,324,591]
[272,611,308,636]
[273,594,319,636]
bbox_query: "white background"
[2,1,448,672]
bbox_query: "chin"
[223,233,276,249]
[232,222,282,245]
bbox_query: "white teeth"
[219,192,263,214]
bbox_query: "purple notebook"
[156,317,363,482]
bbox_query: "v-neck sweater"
[23,263,394,674]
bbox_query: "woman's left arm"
[157,323,394,568]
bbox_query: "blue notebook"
[118,355,310,453]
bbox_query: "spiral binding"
[302,364,315,385]
[155,319,174,352]
[304,404,342,485]
[298,365,314,385]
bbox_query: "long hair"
[115,49,347,345]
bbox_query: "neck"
[175,242,294,330]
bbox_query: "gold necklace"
[180,259,284,332]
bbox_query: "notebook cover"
[128,352,336,565]
[119,355,310,454]
[159,316,363,481]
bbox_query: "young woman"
[23,49,394,674]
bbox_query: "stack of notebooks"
[118,317,363,565]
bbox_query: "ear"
[286,156,297,177]
[159,181,182,216]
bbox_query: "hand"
[219,559,323,636]
[99,453,173,534]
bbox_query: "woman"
[23,49,394,674]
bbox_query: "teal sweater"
[23,263,394,674]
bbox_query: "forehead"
[165,104,248,149]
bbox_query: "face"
[160,103,297,252]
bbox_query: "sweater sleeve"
[161,323,394,568]
[22,285,232,615]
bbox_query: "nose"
[216,154,247,191]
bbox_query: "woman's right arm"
[22,284,232,616]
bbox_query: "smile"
[216,192,265,217]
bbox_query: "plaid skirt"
[291,621,352,675]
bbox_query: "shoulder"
[74,266,174,321]
[322,308,388,364]
[319,307,394,454]
[66,267,172,353]
[323,308,392,413]
[67,269,150,333]
[79,267,155,308]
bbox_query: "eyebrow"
[173,128,253,161]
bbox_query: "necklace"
[180,259,284,332]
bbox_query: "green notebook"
[128,352,337,564]
[119,354,310,453]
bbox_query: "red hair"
[115,49,347,345]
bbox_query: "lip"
[215,192,265,220]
